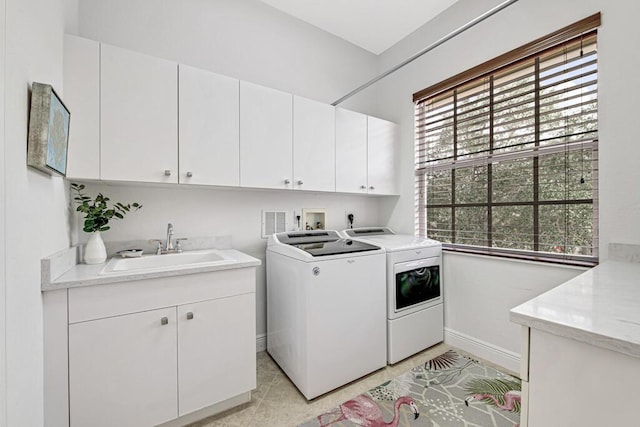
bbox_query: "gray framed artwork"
[27,82,70,176]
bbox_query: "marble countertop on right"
[511,256,640,359]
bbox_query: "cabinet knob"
[369,185,375,190]
[186,312,194,320]
[297,179,304,186]
[284,179,291,185]
[160,317,168,326]
[164,170,172,177]
[186,171,193,178]
[360,185,367,190]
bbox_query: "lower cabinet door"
[69,307,178,427]
[177,294,256,416]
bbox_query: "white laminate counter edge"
[42,249,261,291]
[511,260,640,360]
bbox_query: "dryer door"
[393,257,441,315]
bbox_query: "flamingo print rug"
[299,350,521,427]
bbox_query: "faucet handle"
[149,239,163,255]
[175,238,188,253]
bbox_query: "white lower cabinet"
[177,294,256,416]
[66,270,256,427]
[69,307,179,427]
[521,327,640,426]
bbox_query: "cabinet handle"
[186,312,194,320]
[369,185,375,190]
[186,171,193,178]
[284,179,291,185]
[164,170,172,177]
[160,317,168,326]
[360,185,367,190]
[297,179,304,186]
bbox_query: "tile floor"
[189,343,457,427]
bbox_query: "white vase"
[84,232,107,264]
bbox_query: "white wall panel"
[4,0,70,425]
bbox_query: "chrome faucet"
[165,223,175,251]
[150,223,187,255]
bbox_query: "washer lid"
[292,239,380,257]
[273,230,381,257]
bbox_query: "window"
[414,14,600,265]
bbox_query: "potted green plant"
[71,183,142,264]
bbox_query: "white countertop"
[43,249,261,291]
[511,260,640,359]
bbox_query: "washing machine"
[266,230,386,399]
[342,227,443,364]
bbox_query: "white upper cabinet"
[64,35,100,180]
[178,65,240,186]
[240,81,293,189]
[100,44,178,183]
[293,96,335,192]
[367,116,398,195]
[336,110,398,195]
[63,36,398,194]
[335,108,369,194]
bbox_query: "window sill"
[442,244,598,268]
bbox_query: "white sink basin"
[100,249,237,274]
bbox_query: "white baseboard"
[256,333,267,353]
[444,328,520,374]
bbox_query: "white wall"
[443,253,586,371]
[3,0,71,425]
[76,0,379,108]
[0,0,7,424]
[373,0,640,366]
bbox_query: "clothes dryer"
[342,227,443,364]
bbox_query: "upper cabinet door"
[64,35,100,180]
[100,44,178,183]
[293,96,335,192]
[179,65,239,186]
[367,116,398,195]
[239,81,293,189]
[335,108,368,194]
